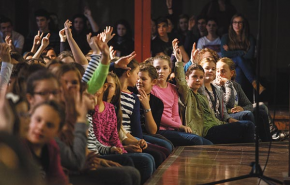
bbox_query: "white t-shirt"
[197,36,221,56]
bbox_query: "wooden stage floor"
[145,141,289,185]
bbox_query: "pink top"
[151,83,182,130]
[92,101,127,153]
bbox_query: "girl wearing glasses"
[220,13,265,100]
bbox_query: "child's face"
[137,71,156,94]
[202,61,216,82]
[128,66,140,87]
[216,61,234,80]
[61,71,80,92]
[28,79,60,109]
[153,59,171,82]
[27,105,60,146]
[106,76,116,103]
[186,69,204,92]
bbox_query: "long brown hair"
[228,13,250,51]
[103,72,122,132]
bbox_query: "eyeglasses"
[232,21,243,25]
[33,90,60,96]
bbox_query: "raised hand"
[95,34,109,56]
[33,31,44,46]
[188,16,196,31]
[41,33,50,49]
[166,0,172,9]
[83,7,92,18]
[59,28,67,42]
[64,19,72,38]
[114,51,136,70]
[0,43,11,63]
[109,46,117,60]
[190,42,199,62]
[103,26,115,43]
[86,32,100,54]
[172,38,182,62]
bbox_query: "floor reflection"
[145,142,288,185]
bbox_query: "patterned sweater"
[91,101,126,153]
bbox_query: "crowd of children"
[0,2,286,185]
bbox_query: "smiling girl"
[26,101,68,185]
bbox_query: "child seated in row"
[173,39,255,144]
[150,55,212,146]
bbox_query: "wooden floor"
[145,141,289,185]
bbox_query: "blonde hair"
[195,48,219,64]
[199,57,217,67]
[217,57,236,80]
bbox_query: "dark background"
[1,0,289,106]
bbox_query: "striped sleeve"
[120,92,135,133]
[82,54,101,83]
[87,114,111,155]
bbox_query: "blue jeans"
[125,153,155,184]
[232,56,255,84]
[232,56,255,101]
[158,130,213,146]
[205,121,255,144]
[101,153,154,184]
[231,109,271,142]
[230,110,255,123]
[143,134,174,152]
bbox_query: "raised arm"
[84,7,99,33]
[30,31,43,53]
[173,39,190,104]
[32,33,50,59]
[82,33,101,83]
[64,20,88,66]
[87,33,110,94]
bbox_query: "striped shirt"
[120,91,143,138]
[121,91,135,133]
[82,54,101,83]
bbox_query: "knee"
[126,167,141,185]
[190,135,204,145]
[244,111,255,120]
[245,121,255,131]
